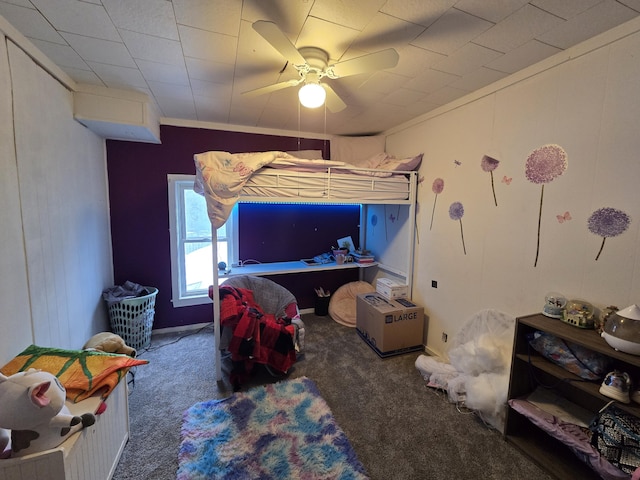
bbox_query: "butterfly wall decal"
[557,211,572,223]
[501,175,512,185]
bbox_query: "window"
[168,175,237,307]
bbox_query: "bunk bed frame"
[198,158,419,381]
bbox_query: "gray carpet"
[112,313,553,480]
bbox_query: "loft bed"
[193,147,422,381]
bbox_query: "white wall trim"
[161,117,333,141]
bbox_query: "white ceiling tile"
[147,80,193,100]
[424,85,468,105]
[309,0,386,31]
[0,2,66,44]
[30,0,121,41]
[473,3,565,52]
[411,8,494,55]
[154,94,197,119]
[136,59,190,85]
[102,0,179,40]
[433,43,503,76]
[536,0,639,49]
[341,86,386,107]
[119,29,183,66]
[382,88,427,107]
[404,98,441,116]
[486,39,561,73]
[297,16,360,62]
[60,32,136,68]
[173,0,242,36]
[240,0,313,36]
[618,0,640,13]
[351,12,425,52]
[454,0,529,23]
[30,38,89,70]
[449,66,508,91]
[530,0,601,20]
[178,25,238,64]
[186,57,235,84]
[2,0,639,135]
[357,71,411,95]
[0,0,34,7]
[380,0,457,27]
[87,61,148,88]
[404,68,460,93]
[191,78,232,100]
[60,66,104,85]
[393,45,447,77]
[235,19,291,76]
[194,95,231,123]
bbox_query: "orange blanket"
[1,344,148,402]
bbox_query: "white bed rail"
[239,167,417,205]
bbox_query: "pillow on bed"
[379,153,423,172]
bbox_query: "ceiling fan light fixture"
[298,82,326,109]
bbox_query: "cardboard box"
[376,277,409,299]
[356,293,424,357]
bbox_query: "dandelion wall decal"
[587,207,631,260]
[525,144,568,267]
[481,155,500,206]
[449,201,466,255]
[430,178,444,231]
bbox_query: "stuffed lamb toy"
[0,369,95,457]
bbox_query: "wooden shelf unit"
[504,313,640,479]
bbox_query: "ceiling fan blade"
[328,48,399,78]
[243,78,302,97]
[252,20,307,66]
[323,84,347,113]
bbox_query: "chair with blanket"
[208,275,304,389]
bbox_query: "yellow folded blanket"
[0,344,148,402]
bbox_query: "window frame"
[167,174,238,307]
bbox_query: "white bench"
[0,379,129,480]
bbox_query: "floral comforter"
[194,151,370,228]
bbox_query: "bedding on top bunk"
[193,150,422,228]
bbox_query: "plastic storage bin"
[107,287,158,350]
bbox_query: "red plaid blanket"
[216,285,296,388]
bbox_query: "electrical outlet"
[432,280,438,288]
[442,332,448,343]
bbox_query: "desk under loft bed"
[193,149,421,381]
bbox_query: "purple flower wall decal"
[430,178,444,231]
[525,144,568,267]
[481,155,500,206]
[449,201,466,255]
[587,207,631,260]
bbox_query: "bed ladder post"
[407,172,418,297]
[211,225,222,382]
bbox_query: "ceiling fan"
[243,21,400,112]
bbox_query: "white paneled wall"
[386,18,640,358]
[0,28,113,364]
[0,36,31,359]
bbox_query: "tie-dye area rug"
[177,376,368,479]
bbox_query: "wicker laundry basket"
[107,287,158,350]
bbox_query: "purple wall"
[106,125,357,330]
